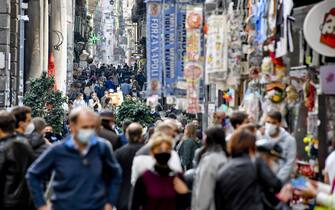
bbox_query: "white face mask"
[76,129,95,144]
[24,123,35,135]
[265,123,278,136]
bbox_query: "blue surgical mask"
[77,129,95,144]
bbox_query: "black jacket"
[215,156,282,210]
[0,135,35,210]
[115,142,144,210]
[97,128,121,150]
[27,132,50,159]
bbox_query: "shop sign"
[320,65,335,95]
[304,0,335,57]
[146,2,163,92]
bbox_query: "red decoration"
[48,51,57,90]
[320,8,335,48]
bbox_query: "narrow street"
[0,0,335,210]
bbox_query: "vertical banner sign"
[146,1,163,96]
[205,15,227,85]
[184,5,203,114]
[176,1,187,79]
[163,0,177,95]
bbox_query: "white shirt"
[131,151,182,185]
[326,151,335,184]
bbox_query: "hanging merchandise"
[285,85,300,133]
[320,65,335,95]
[205,15,228,84]
[303,73,316,112]
[261,83,288,127]
[275,0,294,58]
[304,0,335,57]
[184,5,203,114]
[226,2,244,87]
[240,68,262,123]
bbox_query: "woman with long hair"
[178,123,201,170]
[192,127,227,210]
[215,129,282,210]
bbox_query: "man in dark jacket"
[0,111,35,210]
[11,106,32,141]
[97,111,122,150]
[26,107,122,210]
[115,123,144,210]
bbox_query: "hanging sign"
[320,65,335,95]
[146,1,163,95]
[304,0,335,57]
[176,2,188,79]
[184,5,203,114]
[164,0,177,95]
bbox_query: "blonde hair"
[150,132,173,152]
[184,123,198,139]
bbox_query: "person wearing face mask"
[44,126,62,143]
[130,133,189,210]
[263,111,297,183]
[26,107,122,210]
[131,122,183,185]
[0,111,35,210]
[11,106,32,141]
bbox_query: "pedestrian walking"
[97,111,122,150]
[131,122,182,185]
[115,123,144,210]
[215,129,282,210]
[26,107,122,210]
[130,133,189,210]
[73,93,86,108]
[26,117,50,159]
[0,111,35,210]
[192,127,228,210]
[11,106,32,141]
[263,111,297,183]
[88,92,102,112]
[178,123,201,170]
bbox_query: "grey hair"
[32,117,47,133]
[69,107,98,123]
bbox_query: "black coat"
[27,132,50,159]
[215,156,282,210]
[97,128,121,150]
[0,135,35,210]
[115,142,144,210]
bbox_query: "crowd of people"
[67,64,146,111]
[1,104,335,210]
